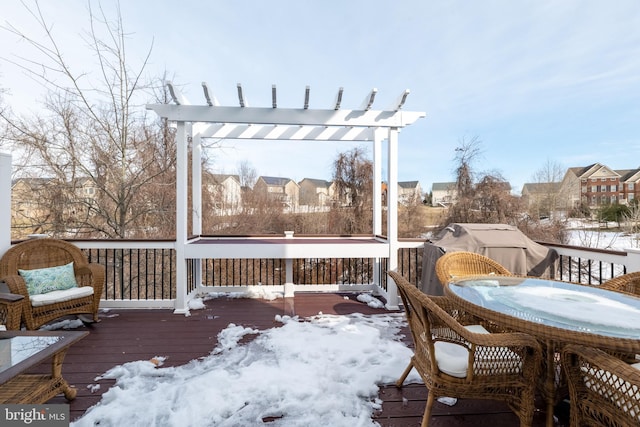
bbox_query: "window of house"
[630,194,635,201]
[611,195,617,203]
[630,183,635,191]
[601,178,606,182]
[592,186,598,192]
[601,195,607,204]
[611,185,616,192]
[581,186,587,193]
[591,196,597,204]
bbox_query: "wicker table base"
[0,331,88,404]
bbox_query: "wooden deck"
[31,293,565,426]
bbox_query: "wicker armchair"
[562,344,640,427]
[0,239,104,330]
[600,271,640,295]
[435,251,511,287]
[0,292,24,330]
[390,271,541,427]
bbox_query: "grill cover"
[421,223,558,295]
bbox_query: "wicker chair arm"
[434,317,541,353]
[87,263,105,299]
[1,274,29,297]
[0,292,24,303]
[0,292,24,330]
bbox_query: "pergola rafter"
[146,82,426,313]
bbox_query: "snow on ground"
[71,312,419,427]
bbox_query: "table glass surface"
[448,276,640,339]
[0,335,62,374]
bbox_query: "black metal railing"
[67,240,633,302]
[84,247,176,300]
[555,254,626,284]
[538,242,628,285]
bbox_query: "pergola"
[146,83,425,312]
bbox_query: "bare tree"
[237,160,257,189]
[528,159,564,219]
[330,146,373,234]
[0,1,176,239]
[435,136,567,243]
[438,135,483,226]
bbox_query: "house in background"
[298,178,333,209]
[431,182,456,207]
[521,182,561,217]
[618,168,640,205]
[205,174,242,213]
[559,163,640,209]
[398,181,422,205]
[253,176,300,211]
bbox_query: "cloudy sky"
[2,0,640,194]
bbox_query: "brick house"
[559,163,640,209]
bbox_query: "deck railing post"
[626,248,640,273]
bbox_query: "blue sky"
[2,0,640,194]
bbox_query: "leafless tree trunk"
[331,146,373,234]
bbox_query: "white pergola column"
[191,127,204,293]
[372,129,384,293]
[386,127,400,309]
[373,128,384,236]
[173,122,189,314]
[0,153,11,254]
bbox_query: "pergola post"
[386,127,400,309]
[191,127,204,295]
[173,122,190,314]
[372,129,384,294]
[0,153,11,254]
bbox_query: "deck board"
[27,293,562,425]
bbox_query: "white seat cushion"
[434,324,489,378]
[30,286,93,307]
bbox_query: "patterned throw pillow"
[18,262,78,295]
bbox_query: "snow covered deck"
[36,293,555,426]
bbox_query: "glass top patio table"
[0,331,88,385]
[444,276,640,351]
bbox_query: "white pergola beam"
[392,89,410,111]
[272,85,277,108]
[334,87,344,110]
[360,88,377,111]
[237,83,247,107]
[197,123,375,142]
[201,82,219,106]
[166,81,188,105]
[303,86,310,109]
[148,104,424,128]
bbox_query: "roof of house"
[431,182,456,191]
[521,182,561,193]
[259,176,294,186]
[398,181,419,189]
[567,164,598,178]
[616,168,640,181]
[300,178,332,188]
